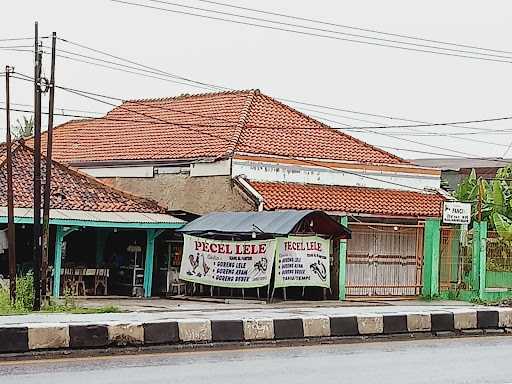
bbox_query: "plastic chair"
[94,269,108,296]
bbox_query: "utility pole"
[41,32,56,302]
[32,22,42,311]
[5,66,16,304]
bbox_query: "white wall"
[231,159,440,191]
[81,166,154,178]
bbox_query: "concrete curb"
[2,308,510,354]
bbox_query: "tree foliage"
[12,115,34,140]
[454,165,512,239]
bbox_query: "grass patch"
[0,274,120,315]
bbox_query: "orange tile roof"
[43,90,407,165]
[0,143,165,213]
[249,181,445,218]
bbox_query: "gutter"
[234,176,264,212]
[436,188,456,201]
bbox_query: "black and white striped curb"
[2,308,512,354]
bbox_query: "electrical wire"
[195,0,512,56]
[57,37,226,91]
[46,37,512,135]
[143,0,512,60]
[42,84,430,192]
[11,71,512,144]
[109,0,512,64]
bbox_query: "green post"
[53,226,64,298]
[479,221,488,300]
[422,218,441,298]
[143,229,156,298]
[471,221,481,292]
[338,216,348,301]
[53,226,78,297]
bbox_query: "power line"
[51,50,220,91]
[4,83,507,167]
[309,113,510,148]
[11,72,512,139]
[36,36,512,135]
[0,37,34,42]
[109,0,512,64]
[54,83,512,168]
[56,38,226,91]
[307,114,512,161]
[143,0,512,61]
[195,0,512,56]
[46,86,435,192]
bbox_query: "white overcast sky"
[1,0,512,159]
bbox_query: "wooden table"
[50,268,110,296]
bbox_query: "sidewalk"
[1,300,511,355]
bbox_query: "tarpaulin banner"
[179,234,276,288]
[274,236,330,288]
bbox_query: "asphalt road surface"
[2,337,512,384]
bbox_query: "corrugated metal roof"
[412,157,512,171]
[0,208,185,226]
[178,210,350,237]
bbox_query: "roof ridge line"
[230,90,259,157]
[125,89,258,104]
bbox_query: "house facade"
[0,143,185,298]
[41,89,446,298]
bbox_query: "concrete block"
[431,313,454,332]
[383,315,408,334]
[273,319,304,339]
[178,319,212,342]
[330,316,359,336]
[357,315,383,335]
[498,308,512,328]
[477,310,499,329]
[484,328,505,335]
[28,325,69,350]
[461,329,483,336]
[108,323,144,346]
[243,319,274,340]
[407,313,431,332]
[302,316,330,338]
[211,320,244,342]
[0,327,28,353]
[143,322,179,345]
[453,310,477,330]
[69,325,109,348]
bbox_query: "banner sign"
[443,201,472,225]
[274,236,330,288]
[179,235,276,288]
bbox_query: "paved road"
[2,337,512,384]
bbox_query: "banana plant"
[454,165,512,239]
[493,213,512,241]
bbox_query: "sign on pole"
[180,234,276,288]
[443,201,472,225]
[274,236,330,288]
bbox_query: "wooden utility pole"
[32,22,42,311]
[41,32,56,302]
[5,66,16,304]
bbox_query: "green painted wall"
[422,218,441,299]
[338,216,348,301]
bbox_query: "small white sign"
[443,201,472,224]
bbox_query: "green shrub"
[13,273,34,311]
